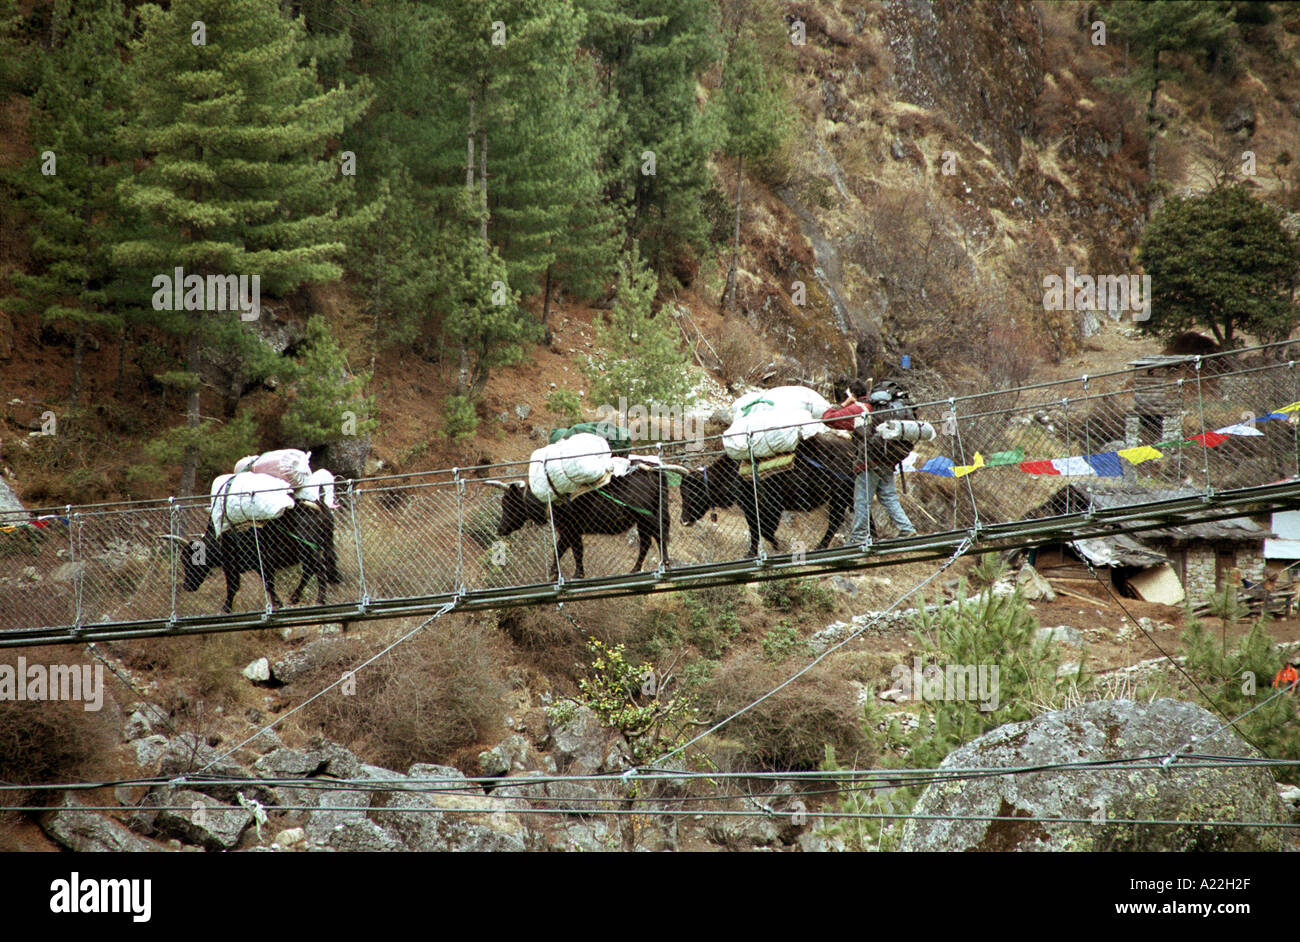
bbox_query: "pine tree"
[583,243,698,410]
[434,191,536,399]
[717,28,789,313]
[487,0,622,303]
[3,0,133,402]
[281,316,377,449]
[582,0,721,273]
[1100,1,1238,216]
[113,0,370,494]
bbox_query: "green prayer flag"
[986,448,1025,466]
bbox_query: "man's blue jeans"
[849,466,915,543]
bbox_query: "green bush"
[547,389,582,423]
[761,620,811,663]
[1181,616,1300,782]
[582,243,699,413]
[759,577,836,614]
[441,394,479,441]
[569,639,699,764]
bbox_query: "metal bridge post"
[860,415,871,550]
[453,468,465,597]
[252,520,272,616]
[67,505,82,632]
[168,496,178,622]
[950,398,980,531]
[1061,397,1073,514]
[547,498,564,587]
[1194,356,1212,496]
[655,442,666,576]
[747,440,764,562]
[1291,362,1299,481]
[347,479,369,608]
[1081,375,1091,462]
[1175,378,1186,483]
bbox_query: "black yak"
[165,504,338,613]
[490,467,678,579]
[680,433,857,557]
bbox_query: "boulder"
[478,734,532,777]
[370,789,530,852]
[151,789,254,850]
[706,813,782,849]
[133,734,170,771]
[1016,564,1056,602]
[550,705,607,774]
[274,827,307,850]
[242,657,271,683]
[900,699,1290,852]
[322,818,404,852]
[42,795,167,852]
[159,734,274,804]
[123,704,168,742]
[1036,625,1082,646]
[271,638,348,685]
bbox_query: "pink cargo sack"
[233,449,313,488]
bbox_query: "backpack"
[862,382,918,469]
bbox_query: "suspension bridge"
[5,341,1300,649]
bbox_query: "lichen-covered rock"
[42,795,167,852]
[150,789,253,850]
[159,734,275,805]
[478,734,532,777]
[550,705,607,774]
[370,789,531,852]
[900,699,1289,852]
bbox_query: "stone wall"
[1177,542,1265,603]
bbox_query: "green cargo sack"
[549,421,634,455]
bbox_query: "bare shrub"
[0,697,118,814]
[113,631,267,713]
[713,318,770,388]
[301,619,509,770]
[702,652,871,770]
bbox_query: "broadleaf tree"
[1138,184,1300,345]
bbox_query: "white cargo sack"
[210,472,296,538]
[233,449,313,488]
[876,420,936,443]
[733,386,833,424]
[528,433,614,503]
[723,406,809,461]
[295,468,338,510]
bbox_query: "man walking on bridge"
[847,382,916,545]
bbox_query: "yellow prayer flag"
[1277,401,1300,414]
[1117,445,1162,465]
[953,452,985,478]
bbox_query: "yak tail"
[323,514,342,584]
[326,538,342,584]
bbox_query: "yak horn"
[157,534,189,544]
[656,463,692,474]
[479,479,518,489]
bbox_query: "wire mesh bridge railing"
[6,342,1300,647]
